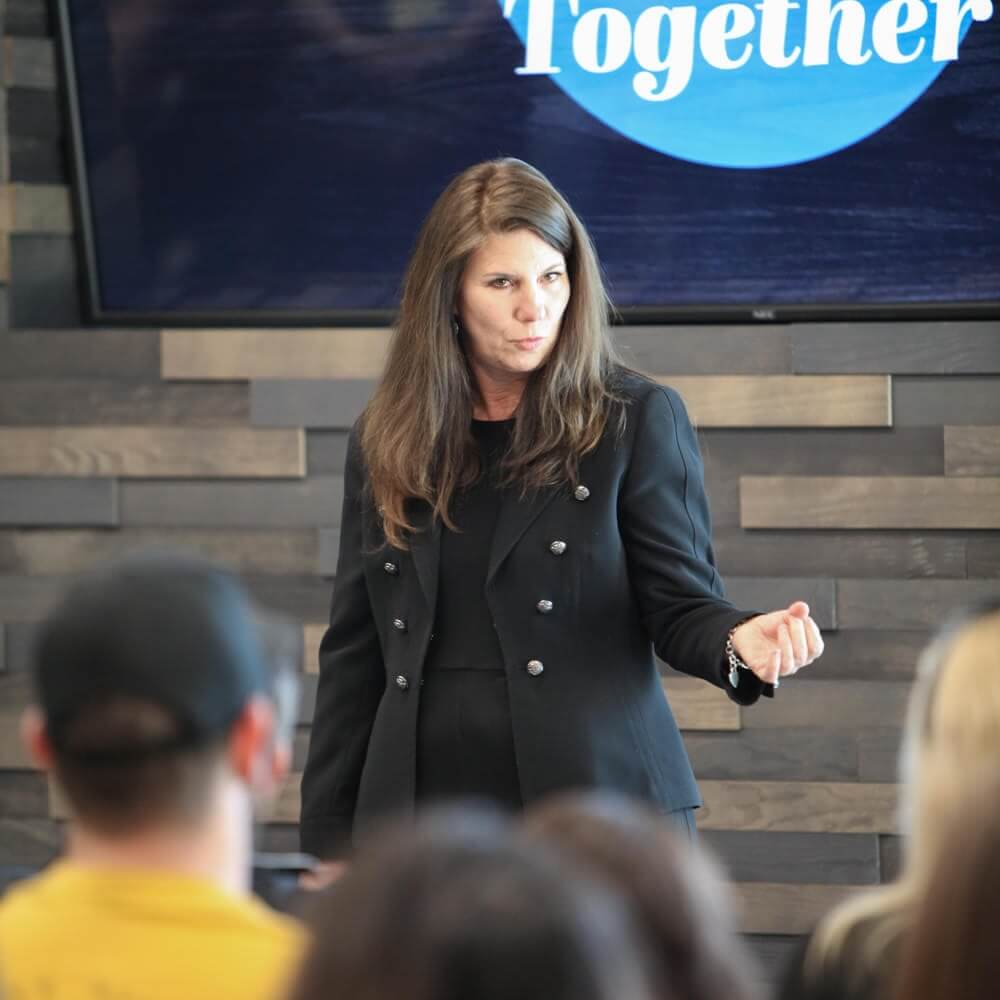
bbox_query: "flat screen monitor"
[58,0,1000,323]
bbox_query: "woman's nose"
[515,283,547,322]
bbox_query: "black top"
[423,418,513,673]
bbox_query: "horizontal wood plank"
[306,431,350,476]
[733,881,861,935]
[944,426,1000,475]
[741,476,1000,529]
[2,38,57,90]
[2,623,34,673]
[0,529,320,576]
[251,379,376,428]
[857,729,902,783]
[0,329,160,379]
[713,529,965,579]
[318,529,342,577]
[791,322,1000,374]
[2,182,70,231]
[120,477,343,528]
[2,772,49,819]
[0,379,249,425]
[721,578,836,630]
[613,326,790,374]
[662,678,740,731]
[303,624,326,674]
[161,329,391,380]
[0,574,64,622]
[741,681,909,731]
[0,676,32,767]
[0,427,305,478]
[686,729,859,781]
[967,539,1000,578]
[697,780,898,833]
[702,830,879,885]
[837,579,1000,630]
[0,478,118,526]
[795,629,928,681]
[660,376,890,428]
[894,377,1000,426]
[0,818,63,868]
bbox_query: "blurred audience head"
[522,792,760,1000]
[798,597,1000,990]
[891,771,1000,1000]
[23,550,296,841]
[289,807,655,1000]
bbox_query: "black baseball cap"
[33,550,273,758]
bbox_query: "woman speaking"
[300,158,823,859]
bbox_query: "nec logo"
[500,0,993,166]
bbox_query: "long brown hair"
[360,158,626,549]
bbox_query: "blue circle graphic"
[499,0,985,167]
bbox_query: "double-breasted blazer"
[300,370,767,858]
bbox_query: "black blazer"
[300,370,767,857]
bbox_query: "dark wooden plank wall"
[1,5,999,988]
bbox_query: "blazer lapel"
[486,484,564,586]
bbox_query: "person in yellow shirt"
[0,551,307,1000]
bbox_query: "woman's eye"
[490,278,512,289]
[544,271,563,283]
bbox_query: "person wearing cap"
[0,552,307,1000]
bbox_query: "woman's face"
[456,228,570,387]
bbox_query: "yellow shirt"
[0,861,307,1000]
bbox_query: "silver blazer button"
[536,600,554,614]
[383,561,399,575]
[573,485,590,501]
[395,674,409,690]
[392,617,407,632]
[549,540,567,556]
[526,659,545,677]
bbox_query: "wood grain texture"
[318,529,342,577]
[685,729,859,781]
[733,882,860,935]
[0,379,249,425]
[0,329,161,379]
[2,38,56,90]
[741,476,1000,529]
[242,575,331,624]
[702,830,879,885]
[120,477,343,528]
[857,729,902,783]
[967,538,1000,577]
[0,478,118,526]
[0,675,32,768]
[795,629,929,681]
[741,681,909,731]
[713,529,965,579]
[251,379,376,428]
[879,835,904,882]
[660,376,890,428]
[0,427,305,477]
[161,329,391,380]
[837,579,1000,630]
[662,678,740,731]
[697,780,899,833]
[306,431,350,476]
[0,818,63,867]
[0,529,320,576]
[9,234,81,328]
[2,182,70,231]
[791,322,1000,374]
[944,426,1000,475]
[0,574,64,622]
[613,326,790,374]
[303,624,325,674]
[721,577,836,630]
[894,377,1000,426]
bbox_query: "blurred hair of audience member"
[777,598,1000,1000]
[522,791,761,1000]
[0,551,306,1000]
[288,807,657,1000]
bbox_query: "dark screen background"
[63,0,1000,320]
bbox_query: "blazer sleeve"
[618,384,766,704]
[299,426,386,858]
